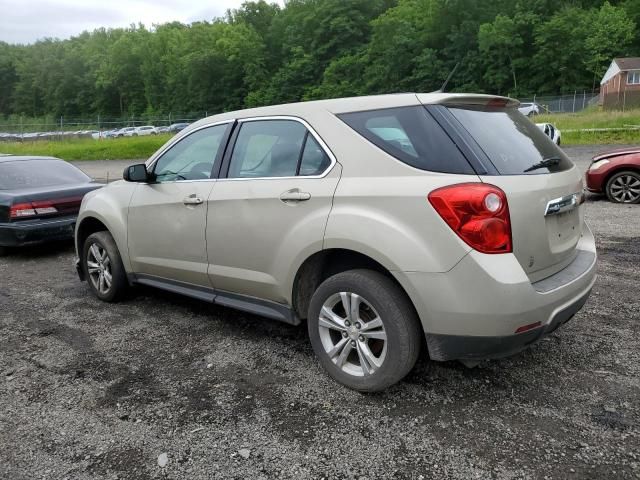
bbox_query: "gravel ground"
[1,146,639,479]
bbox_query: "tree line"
[0,0,637,120]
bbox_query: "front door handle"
[183,194,204,205]
[280,189,311,203]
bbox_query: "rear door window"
[226,119,334,179]
[448,106,573,175]
[338,106,474,174]
[228,120,307,178]
[299,135,331,176]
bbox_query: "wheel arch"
[603,165,640,187]
[75,210,131,272]
[76,216,109,256]
[291,248,422,330]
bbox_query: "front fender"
[76,181,136,271]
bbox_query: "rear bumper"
[394,223,597,362]
[0,216,77,247]
[425,286,591,361]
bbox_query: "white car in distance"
[116,127,136,137]
[536,123,561,145]
[132,126,158,136]
[518,103,541,117]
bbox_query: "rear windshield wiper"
[523,156,562,173]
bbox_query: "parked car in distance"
[116,127,136,137]
[103,129,119,138]
[0,156,102,256]
[518,102,541,116]
[586,148,640,203]
[75,93,596,391]
[89,130,104,140]
[168,122,190,133]
[156,126,169,134]
[133,126,157,136]
[536,122,561,145]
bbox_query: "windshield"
[448,106,573,175]
[0,159,90,190]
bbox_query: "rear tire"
[0,246,7,257]
[605,170,640,204]
[307,269,421,392]
[82,231,128,302]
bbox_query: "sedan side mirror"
[123,163,151,182]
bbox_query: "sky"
[0,0,282,44]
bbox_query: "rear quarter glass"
[338,106,475,175]
[447,106,573,175]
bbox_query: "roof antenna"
[436,62,460,93]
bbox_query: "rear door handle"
[183,195,204,205]
[280,189,311,203]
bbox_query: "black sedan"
[0,156,103,255]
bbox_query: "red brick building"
[600,57,640,110]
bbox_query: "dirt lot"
[1,146,638,479]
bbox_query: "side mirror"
[123,163,151,182]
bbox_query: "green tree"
[532,7,593,93]
[584,2,635,81]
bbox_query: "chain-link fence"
[0,93,609,143]
[518,92,600,114]
[0,114,206,142]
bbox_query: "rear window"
[338,106,474,174]
[448,106,572,175]
[0,159,90,190]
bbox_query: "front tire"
[605,170,640,204]
[307,269,421,392]
[82,231,128,302]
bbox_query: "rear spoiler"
[417,93,520,108]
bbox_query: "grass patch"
[536,108,640,145]
[557,129,640,145]
[0,134,172,161]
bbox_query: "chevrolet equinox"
[75,93,597,391]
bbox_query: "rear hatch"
[433,100,584,282]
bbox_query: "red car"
[586,148,640,203]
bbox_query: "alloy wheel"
[610,174,640,203]
[318,292,387,377]
[86,243,112,295]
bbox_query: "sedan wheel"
[606,171,640,204]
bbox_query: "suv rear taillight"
[428,183,512,254]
